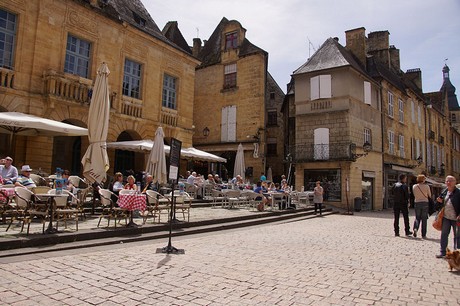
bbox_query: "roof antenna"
[307,36,317,58]
[196,27,199,38]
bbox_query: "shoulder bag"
[432,206,444,231]
[416,185,435,216]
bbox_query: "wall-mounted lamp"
[416,155,423,166]
[247,128,262,141]
[440,162,446,176]
[203,126,210,137]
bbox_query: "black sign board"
[169,138,182,182]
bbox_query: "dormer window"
[132,11,146,27]
[225,32,238,50]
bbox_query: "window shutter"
[227,105,236,142]
[364,81,371,105]
[319,75,331,98]
[221,107,228,142]
[310,76,319,100]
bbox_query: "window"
[225,32,238,49]
[310,75,331,100]
[0,9,16,69]
[364,81,371,105]
[221,105,236,142]
[314,128,329,160]
[162,74,177,109]
[267,138,277,156]
[270,92,275,100]
[411,101,415,123]
[388,130,395,154]
[399,134,405,157]
[267,110,277,126]
[64,34,91,78]
[452,114,457,122]
[364,128,371,144]
[132,11,146,27]
[224,63,237,89]
[388,92,394,118]
[398,99,404,123]
[417,105,422,127]
[123,59,142,99]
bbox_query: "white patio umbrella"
[0,111,88,157]
[145,127,167,184]
[233,143,245,181]
[81,62,110,184]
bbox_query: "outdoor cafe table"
[34,193,69,234]
[117,193,146,227]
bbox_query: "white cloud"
[143,0,460,93]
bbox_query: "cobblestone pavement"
[0,210,459,305]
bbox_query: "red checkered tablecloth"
[0,188,15,203]
[118,194,146,211]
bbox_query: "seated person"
[205,174,215,185]
[253,181,269,207]
[142,174,156,193]
[112,172,124,195]
[0,156,18,184]
[61,169,75,192]
[124,175,137,191]
[214,174,222,184]
[14,165,36,188]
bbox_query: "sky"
[143,0,460,94]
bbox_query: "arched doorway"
[52,119,86,175]
[220,151,236,182]
[114,131,136,175]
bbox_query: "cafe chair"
[30,173,47,187]
[211,189,226,208]
[247,191,265,212]
[144,190,170,224]
[184,183,198,199]
[223,189,241,209]
[271,193,287,210]
[14,187,50,234]
[172,191,192,222]
[47,189,79,231]
[32,186,51,194]
[74,186,91,220]
[98,189,128,228]
[68,175,88,188]
[6,187,33,234]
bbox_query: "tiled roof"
[367,57,406,94]
[197,17,267,68]
[293,38,367,76]
[78,0,191,56]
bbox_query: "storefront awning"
[425,177,446,188]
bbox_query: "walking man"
[393,174,412,236]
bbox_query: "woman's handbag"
[432,207,445,231]
[417,185,435,215]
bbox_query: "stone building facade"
[192,17,285,182]
[286,27,460,210]
[0,0,198,177]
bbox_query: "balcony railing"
[288,142,354,162]
[43,69,92,104]
[161,108,178,127]
[0,67,14,89]
[120,97,143,118]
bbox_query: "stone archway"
[51,118,86,175]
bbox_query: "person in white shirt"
[0,156,18,184]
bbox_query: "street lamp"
[202,126,210,137]
[353,141,372,160]
[440,162,446,176]
[416,155,423,165]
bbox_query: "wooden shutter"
[221,107,228,142]
[310,76,319,100]
[364,81,371,105]
[319,75,331,98]
[227,105,236,142]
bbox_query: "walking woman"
[313,181,324,215]
[412,174,431,238]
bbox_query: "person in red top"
[124,175,137,191]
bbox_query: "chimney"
[406,68,423,91]
[389,45,400,72]
[345,27,366,69]
[367,31,390,69]
[193,38,202,57]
